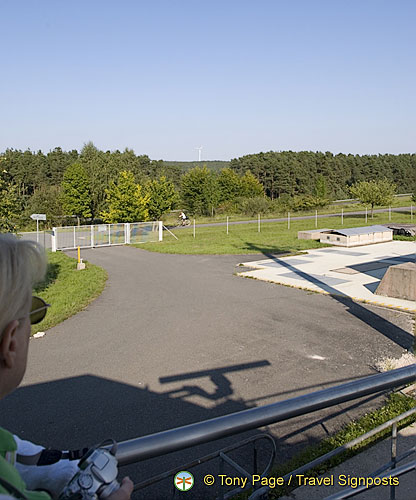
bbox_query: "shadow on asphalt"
[244,243,415,352]
[0,366,392,499]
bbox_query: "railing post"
[218,454,225,500]
[158,221,163,241]
[253,441,258,480]
[390,422,397,500]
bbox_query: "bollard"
[76,246,85,270]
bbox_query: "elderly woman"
[0,235,132,500]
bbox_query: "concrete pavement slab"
[238,241,416,312]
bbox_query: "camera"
[60,446,120,500]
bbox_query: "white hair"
[0,235,47,337]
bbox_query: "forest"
[0,143,415,229]
[230,151,415,200]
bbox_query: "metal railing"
[113,365,415,499]
[51,221,163,251]
[114,365,416,466]
[133,434,276,500]
[323,408,415,499]
[17,230,53,249]
[248,406,416,500]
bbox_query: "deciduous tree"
[61,163,92,225]
[349,179,396,217]
[101,171,149,223]
[145,176,178,220]
[239,171,264,198]
[180,166,219,216]
[0,170,20,232]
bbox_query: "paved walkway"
[238,241,416,313]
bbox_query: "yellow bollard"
[76,246,85,270]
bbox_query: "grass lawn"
[32,251,107,335]
[138,211,415,255]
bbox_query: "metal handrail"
[131,433,276,500]
[115,365,416,466]
[249,406,416,500]
[324,461,416,499]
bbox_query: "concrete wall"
[320,233,348,246]
[376,262,416,301]
[319,230,392,247]
[298,229,331,240]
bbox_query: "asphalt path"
[0,246,413,499]
[174,206,413,228]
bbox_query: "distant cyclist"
[179,211,189,226]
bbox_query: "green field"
[139,211,414,255]
[32,251,107,334]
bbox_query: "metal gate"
[51,221,162,251]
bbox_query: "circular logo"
[174,471,194,492]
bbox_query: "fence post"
[258,214,260,232]
[108,224,111,245]
[91,225,94,248]
[125,223,131,244]
[288,212,290,230]
[315,210,317,228]
[51,228,57,252]
[158,221,163,242]
[193,219,195,238]
[341,208,344,225]
[365,207,367,223]
[227,216,229,235]
[389,206,391,221]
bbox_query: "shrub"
[237,196,271,216]
[291,195,330,211]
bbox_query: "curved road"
[0,247,413,498]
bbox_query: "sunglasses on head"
[30,296,50,325]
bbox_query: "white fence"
[51,221,162,251]
[17,231,54,249]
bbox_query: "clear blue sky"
[1,0,415,160]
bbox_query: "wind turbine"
[195,146,203,162]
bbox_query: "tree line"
[230,151,415,200]
[0,144,415,231]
